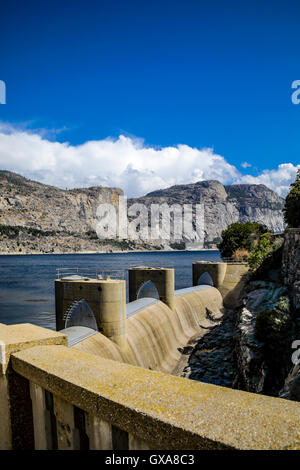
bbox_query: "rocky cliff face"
[225,184,284,233]
[0,170,130,254]
[0,171,285,253]
[233,281,292,396]
[129,180,285,247]
[0,170,122,233]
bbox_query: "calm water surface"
[0,251,221,330]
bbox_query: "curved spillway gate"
[65,299,98,330]
[61,299,98,347]
[136,280,160,300]
[197,272,214,286]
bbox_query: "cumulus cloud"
[0,124,239,197]
[241,162,252,168]
[237,163,300,197]
[0,123,298,197]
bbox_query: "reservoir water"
[0,250,221,330]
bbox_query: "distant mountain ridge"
[0,171,285,253]
[129,180,285,247]
[0,170,122,233]
[0,170,126,254]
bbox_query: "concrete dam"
[55,263,246,374]
[66,285,223,375]
[1,261,300,450]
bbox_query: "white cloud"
[241,161,252,168]
[0,123,298,197]
[237,163,300,197]
[0,125,239,197]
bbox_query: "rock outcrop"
[181,308,236,388]
[280,364,300,401]
[0,170,131,254]
[0,171,285,253]
[232,281,292,396]
[282,228,300,311]
[0,170,122,233]
[129,180,285,247]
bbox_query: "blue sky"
[0,0,299,196]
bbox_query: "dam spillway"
[72,286,223,374]
[56,265,225,375]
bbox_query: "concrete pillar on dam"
[55,278,127,348]
[193,262,227,289]
[193,261,249,308]
[128,267,175,311]
[220,262,249,308]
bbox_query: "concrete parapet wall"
[11,345,300,450]
[74,287,223,374]
[0,323,67,449]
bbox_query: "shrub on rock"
[284,169,300,228]
[218,222,267,258]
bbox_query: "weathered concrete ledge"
[0,323,67,373]
[11,345,300,450]
[0,324,67,449]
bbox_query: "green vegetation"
[0,224,57,239]
[283,170,300,228]
[218,221,284,273]
[254,296,292,394]
[169,241,185,250]
[108,239,137,250]
[218,222,267,258]
[255,296,291,357]
[248,233,274,272]
[0,170,26,185]
[255,296,290,343]
[86,230,98,240]
[250,244,283,282]
[0,225,160,252]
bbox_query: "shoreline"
[0,248,219,256]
